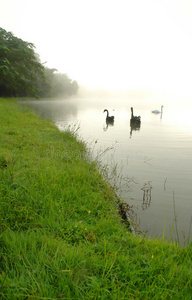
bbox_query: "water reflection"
[103,118,115,131]
[21,99,78,121]
[130,122,141,138]
[141,182,152,210]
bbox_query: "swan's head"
[103,109,108,113]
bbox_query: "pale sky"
[1,0,192,95]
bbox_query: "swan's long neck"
[106,110,109,117]
[131,107,134,118]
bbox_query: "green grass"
[0,98,192,299]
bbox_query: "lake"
[24,93,192,245]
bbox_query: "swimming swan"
[103,109,114,122]
[130,107,141,124]
[152,105,164,114]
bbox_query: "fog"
[1,0,192,97]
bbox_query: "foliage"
[0,28,44,97]
[36,67,79,97]
[0,98,191,299]
[0,28,79,98]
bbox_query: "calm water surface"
[25,95,192,245]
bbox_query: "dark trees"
[0,27,44,97]
[0,28,79,98]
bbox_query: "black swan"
[103,109,114,123]
[130,107,141,124]
[152,105,164,114]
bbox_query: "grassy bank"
[0,98,191,299]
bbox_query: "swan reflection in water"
[103,109,114,131]
[130,107,141,138]
[130,122,141,137]
[141,182,152,210]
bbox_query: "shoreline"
[0,97,191,299]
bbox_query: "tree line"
[0,27,79,98]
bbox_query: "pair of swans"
[104,105,163,124]
[131,106,164,122]
[103,108,141,124]
[131,105,163,120]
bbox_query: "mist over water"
[25,90,192,245]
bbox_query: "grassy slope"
[0,98,191,299]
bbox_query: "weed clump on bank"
[0,98,192,299]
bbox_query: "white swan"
[152,105,163,114]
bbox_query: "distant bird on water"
[103,109,114,123]
[152,105,164,114]
[130,107,141,125]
